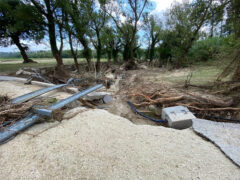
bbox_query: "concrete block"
[103,95,113,104]
[84,92,111,101]
[162,106,195,129]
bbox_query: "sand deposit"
[0,81,239,179]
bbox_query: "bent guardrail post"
[12,78,74,104]
[0,83,103,144]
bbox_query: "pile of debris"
[0,95,60,129]
[128,84,240,122]
[0,96,34,128]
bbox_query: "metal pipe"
[49,84,103,110]
[32,84,103,117]
[0,84,104,144]
[12,78,74,104]
[0,114,41,144]
[12,84,67,104]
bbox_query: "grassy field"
[0,57,232,86]
[0,58,107,73]
[164,60,231,85]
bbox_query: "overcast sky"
[0,0,182,53]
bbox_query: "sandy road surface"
[0,81,239,179]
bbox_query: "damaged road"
[0,80,239,179]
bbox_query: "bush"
[187,36,237,63]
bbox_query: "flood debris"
[84,91,111,101]
[0,95,35,128]
[0,83,104,144]
[193,119,240,167]
[128,85,240,122]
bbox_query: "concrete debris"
[148,104,161,116]
[84,91,111,101]
[162,106,194,129]
[103,94,113,104]
[193,118,240,167]
[0,110,239,179]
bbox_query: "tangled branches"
[0,96,34,128]
[128,87,240,120]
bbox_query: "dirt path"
[0,81,239,179]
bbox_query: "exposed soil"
[0,74,239,179]
[3,64,239,125]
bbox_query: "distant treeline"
[0,50,113,59]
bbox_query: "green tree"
[229,0,240,80]
[0,0,44,63]
[89,1,108,72]
[166,0,214,68]
[29,0,64,67]
[102,27,122,64]
[59,0,93,70]
[108,0,150,69]
[143,14,162,63]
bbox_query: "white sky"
[151,0,182,14]
[0,0,182,53]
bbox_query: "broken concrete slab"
[84,91,111,101]
[192,119,240,167]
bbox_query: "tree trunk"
[68,32,80,73]
[129,39,134,62]
[210,21,214,37]
[123,43,130,61]
[149,43,155,62]
[46,8,63,67]
[113,49,118,63]
[232,59,240,81]
[96,47,101,73]
[177,48,189,69]
[107,49,112,67]
[11,35,32,63]
[79,37,92,71]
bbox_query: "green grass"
[0,58,107,73]
[159,59,232,86]
[0,57,232,87]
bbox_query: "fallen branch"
[132,96,184,107]
[181,91,233,107]
[78,98,96,109]
[174,103,240,111]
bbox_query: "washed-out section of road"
[0,81,239,179]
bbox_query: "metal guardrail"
[32,84,104,118]
[11,78,74,104]
[0,83,103,144]
[12,84,67,104]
